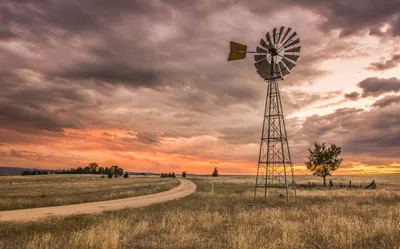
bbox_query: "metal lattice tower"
[227,26,300,204]
[254,79,296,203]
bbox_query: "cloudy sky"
[0,0,399,174]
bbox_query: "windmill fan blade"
[280,27,292,44]
[260,39,273,50]
[265,32,272,46]
[284,54,300,62]
[272,28,277,44]
[276,62,282,77]
[284,38,300,49]
[256,46,269,54]
[254,54,267,62]
[274,63,280,77]
[282,57,296,70]
[254,60,271,78]
[282,32,297,47]
[285,46,301,53]
[277,26,285,43]
[279,61,290,76]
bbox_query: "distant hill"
[0,167,55,176]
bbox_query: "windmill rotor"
[228,26,301,81]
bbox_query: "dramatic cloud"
[366,53,400,71]
[358,77,400,97]
[344,91,361,101]
[372,95,400,108]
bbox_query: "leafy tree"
[98,167,105,174]
[110,166,115,176]
[305,142,343,186]
[104,167,109,174]
[88,162,99,173]
[172,172,176,178]
[212,167,219,177]
[124,172,129,178]
[83,166,91,173]
[76,167,84,174]
[168,172,172,177]
[182,171,186,178]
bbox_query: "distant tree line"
[21,170,49,175]
[160,172,176,178]
[22,162,128,178]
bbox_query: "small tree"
[305,142,343,186]
[172,172,176,178]
[212,167,219,177]
[108,172,113,178]
[168,172,172,178]
[123,172,129,178]
[182,171,186,178]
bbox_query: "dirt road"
[0,179,196,222]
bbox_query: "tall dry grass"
[0,175,399,249]
[0,175,179,211]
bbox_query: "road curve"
[0,179,196,222]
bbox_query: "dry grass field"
[0,175,179,211]
[0,174,399,249]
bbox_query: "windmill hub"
[227,26,300,204]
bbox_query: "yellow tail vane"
[227,41,247,61]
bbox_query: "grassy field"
[0,175,180,211]
[0,174,399,249]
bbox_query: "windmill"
[228,27,300,203]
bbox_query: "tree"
[98,167,105,174]
[108,173,113,178]
[88,162,99,174]
[182,171,186,178]
[168,172,172,177]
[212,167,219,177]
[124,172,129,178]
[172,172,176,178]
[110,166,115,176]
[305,142,343,186]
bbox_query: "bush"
[108,173,113,178]
[182,171,187,178]
[212,167,219,177]
[172,172,176,178]
[124,172,129,178]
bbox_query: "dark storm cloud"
[366,54,400,71]
[372,95,400,108]
[136,132,162,145]
[289,100,400,160]
[283,0,400,37]
[344,91,361,101]
[0,100,83,132]
[358,77,400,97]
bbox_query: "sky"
[0,0,399,174]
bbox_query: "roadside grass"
[0,175,179,211]
[0,175,399,249]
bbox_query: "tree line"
[22,162,129,178]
